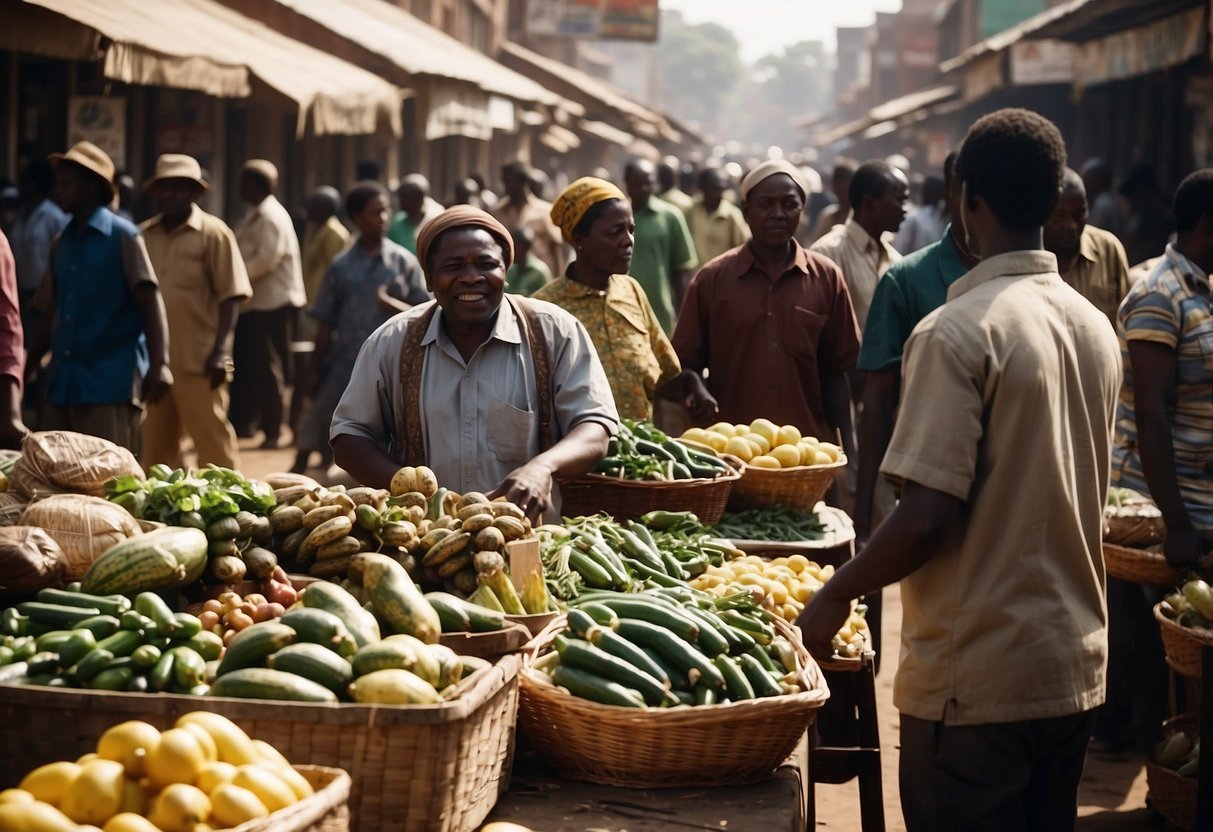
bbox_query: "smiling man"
[671,160,860,452]
[330,206,618,522]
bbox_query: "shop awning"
[869,85,957,123]
[11,0,402,137]
[578,119,634,147]
[270,0,559,108]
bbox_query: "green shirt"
[857,225,969,372]
[386,212,420,254]
[628,197,697,334]
[505,253,552,297]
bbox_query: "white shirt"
[810,218,901,330]
[234,195,305,311]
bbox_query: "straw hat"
[143,154,208,192]
[49,141,116,200]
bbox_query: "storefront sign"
[1074,6,1207,92]
[1010,39,1074,85]
[526,0,660,42]
[68,96,125,169]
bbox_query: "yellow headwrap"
[550,177,627,243]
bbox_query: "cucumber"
[640,646,683,690]
[460,655,492,677]
[577,602,619,628]
[594,597,700,644]
[554,635,670,706]
[718,610,773,644]
[279,609,358,657]
[672,689,694,706]
[567,549,615,589]
[549,664,645,708]
[8,637,35,661]
[16,602,102,628]
[96,630,143,658]
[1,608,27,636]
[679,606,732,657]
[738,653,783,698]
[71,649,115,682]
[36,589,131,617]
[120,611,155,632]
[171,613,203,640]
[768,637,798,674]
[0,661,29,683]
[267,643,354,696]
[746,644,781,674]
[27,651,60,675]
[215,622,296,676]
[89,666,136,691]
[586,625,671,685]
[424,592,504,633]
[56,629,97,667]
[70,615,121,640]
[126,674,150,693]
[33,630,76,654]
[714,655,755,700]
[615,619,724,690]
[0,646,11,666]
[149,651,176,692]
[184,631,224,662]
[208,667,338,702]
[566,609,599,638]
[299,581,380,648]
[693,684,718,706]
[167,646,207,690]
[131,644,162,669]
[135,592,182,637]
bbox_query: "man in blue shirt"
[28,142,172,454]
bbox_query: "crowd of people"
[0,103,1209,829]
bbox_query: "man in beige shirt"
[231,159,305,448]
[810,160,907,330]
[799,109,1121,831]
[140,154,252,468]
[686,168,750,265]
[1044,168,1131,322]
[490,161,566,277]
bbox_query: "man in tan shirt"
[810,160,907,330]
[799,109,1121,831]
[490,161,565,277]
[1044,168,1131,322]
[140,155,251,468]
[686,168,750,265]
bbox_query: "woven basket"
[1103,542,1182,587]
[728,457,847,511]
[517,615,830,788]
[1154,604,1213,679]
[558,457,742,523]
[223,765,351,832]
[0,655,521,832]
[1145,715,1199,831]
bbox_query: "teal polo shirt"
[857,225,969,372]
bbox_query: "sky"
[661,0,904,62]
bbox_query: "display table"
[487,734,809,831]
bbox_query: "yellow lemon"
[103,813,163,832]
[700,432,727,452]
[0,800,78,832]
[813,450,835,466]
[196,761,237,796]
[742,432,771,454]
[147,783,210,832]
[118,778,144,816]
[75,753,100,766]
[175,712,260,768]
[61,759,125,825]
[97,721,162,778]
[776,424,802,446]
[817,442,842,462]
[723,436,755,462]
[178,723,218,764]
[798,440,819,466]
[271,766,314,801]
[231,766,295,813]
[770,444,802,468]
[786,554,810,574]
[680,427,711,445]
[732,423,750,436]
[208,784,269,827]
[0,789,34,805]
[706,421,733,436]
[750,455,781,470]
[145,728,206,790]
[748,418,779,444]
[19,761,82,807]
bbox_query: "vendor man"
[330,206,618,521]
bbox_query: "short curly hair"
[344,181,387,219]
[955,108,1066,230]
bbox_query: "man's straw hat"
[49,141,116,200]
[143,154,208,192]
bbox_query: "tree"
[750,41,832,146]
[653,11,745,138]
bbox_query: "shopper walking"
[1043,168,1130,323]
[490,161,566,278]
[387,174,444,255]
[624,159,697,335]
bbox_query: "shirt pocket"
[487,398,535,466]
[781,305,828,363]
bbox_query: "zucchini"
[33,629,76,654]
[149,651,176,692]
[566,609,599,638]
[127,674,150,693]
[577,602,619,628]
[184,631,224,662]
[96,629,143,658]
[26,651,60,675]
[36,589,131,617]
[586,625,670,685]
[215,622,296,676]
[56,629,97,667]
[715,655,755,700]
[16,602,102,628]
[549,664,646,708]
[738,653,784,698]
[135,592,182,637]
[1,608,27,636]
[89,666,136,691]
[567,549,615,589]
[351,640,419,678]
[718,610,773,645]
[168,646,207,690]
[424,591,469,632]
[693,684,718,706]
[131,643,162,669]
[80,526,209,595]
[279,608,358,657]
[591,597,700,644]
[8,636,35,661]
[299,581,380,648]
[424,592,504,633]
[746,644,781,674]
[554,634,670,706]
[120,611,155,632]
[267,643,354,696]
[70,615,121,640]
[171,613,202,640]
[679,606,732,657]
[208,667,338,702]
[615,619,725,690]
[0,660,29,683]
[360,554,441,643]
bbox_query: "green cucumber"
[71,648,116,682]
[0,646,11,666]
[577,602,619,628]
[33,630,76,654]
[36,589,131,617]
[679,606,732,657]
[615,619,724,690]
[208,667,338,702]
[168,646,207,690]
[424,592,504,633]
[279,609,357,657]
[590,597,703,642]
[127,674,150,693]
[16,602,102,627]
[215,622,297,676]
[71,615,122,640]
[120,611,155,632]
[718,610,773,644]
[135,592,181,637]
[0,661,29,683]
[566,609,599,638]
[586,625,670,685]
[714,655,755,700]
[171,613,202,640]
[149,651,176,692]
[1,608,27,636]
[567,549,615,589]
[96,630,143,658]
[267,642,354,695]
[9,637,36,661]
[89,666,135,691]
[131,644,162,669]
[184,631,224,662]
[549,663,645,708]
[27,651,60,675]
[298,581,380,648]
[693,684,718,706]
[640,646,683,690]
[747,644,781,674]
[554,634,670,706]
[738,653,783,698]
[56,629,97,667]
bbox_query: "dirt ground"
[237,437,1159,831]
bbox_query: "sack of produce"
[1104,487,1165,547]
[10,431,143,500]
[0,526,66,592]
[0,492,26,526]
[21,494,143,580]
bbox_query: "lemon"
[175,713,261,768]
[813,450,835,465]
[733,423,750,436]
[232,765,295,813]
[61,759,125,825]
[0,800,78,832]
[723,436,755,462]
[749,418,779,445]
[708,421,736,437]
[680,428,711,445]
[702,432,728,452]
[770,444,802,468]
[776,424,802,446]
[147,783,210,832]
[75,753,100,766]
[97,721,162,778]
[0,789,33,805]
[742,432,771,454]
[798,440,819,466]
[145,728,206,790]
[817,442,842,462]
[178,723,218,764]
[196,761,237,795]
[19,761,82,807]
[750,455,781,469]
[208,784,268,827]
[103,813,163,832]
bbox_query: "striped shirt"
[1111,244,1213,529]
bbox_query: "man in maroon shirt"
[0,230,27,448]
[672,160,861,452]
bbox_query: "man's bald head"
[624,159,657,209]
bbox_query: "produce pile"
[1159,577,1213,631]
[1103,487,1165,548]
[709,506,826,542]
[591,420,733,481]
[1,711,317,830]
[532,588,805,708]
[681,418,842,469]
[1154,721,1202,779]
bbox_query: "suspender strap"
[510,296,555,453]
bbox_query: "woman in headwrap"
[330,205,619,523]
[534,177,687,421]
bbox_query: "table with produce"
[0,422,866,832]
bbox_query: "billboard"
[526,0,660,42]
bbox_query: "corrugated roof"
[17,0,401,136]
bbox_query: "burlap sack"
[11,431,143,501]
[0,526,66,592]
[0,492,27,527]
[20,494,143,580]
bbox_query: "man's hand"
[1164,525,1204,568]
[488,460,554,524]
[205,350,233,390]
[142,364,173,405]
[795,585,852,662]
[683,374,719,423]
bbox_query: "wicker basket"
[517,616,829,788]
[0,655,522,832]
[1103,542,1182,587]
[225,766,351,832]
[728,457,847,511]
[558,457,742,523]
[1154,603,1213,679]
[1145,715,1199,831]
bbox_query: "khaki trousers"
[143,372,239,469]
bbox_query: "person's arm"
[332,434,398,489]
[132,283,172,404]
[821,367,855,459]
[206,297,240,389]
[306,322,334,399]
[489,421,610,523]
[667,269,717,421]
[854,368,899,542]
[1129,340,1201,566]
[0,375,26,449]
[797,480,963,658]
